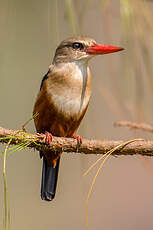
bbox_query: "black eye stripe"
[72,42,84,50]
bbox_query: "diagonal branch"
[0,126,153,157]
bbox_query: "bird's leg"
[45,131,53,144]
[44,132,61,167]
[72,134,83,148]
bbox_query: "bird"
[33,36,124,201]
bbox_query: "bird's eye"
[72,42,84,50]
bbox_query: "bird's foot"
[45,131,53,144]
[73,135,83,149]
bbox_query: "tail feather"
[40,154,60,201]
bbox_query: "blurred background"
[1,0,153,229]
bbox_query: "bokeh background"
[1,0,153,229]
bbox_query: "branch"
[114,121,153,132]
[0,126,153,156]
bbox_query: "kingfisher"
[33,37,124,201]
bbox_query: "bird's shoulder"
[40,65,54,90]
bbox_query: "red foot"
[73,135,83,147]
[45,131,53,144]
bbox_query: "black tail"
[40,155,60,201]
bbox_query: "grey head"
[52,37,96,64]
[52,36,124,64]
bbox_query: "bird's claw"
[45,131,53,144]
[73,135,83,149]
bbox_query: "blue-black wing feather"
[40,70,50,90]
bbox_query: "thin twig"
[114,121,153,132]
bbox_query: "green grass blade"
[3,139,12,230]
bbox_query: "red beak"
[86,44,124,55]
